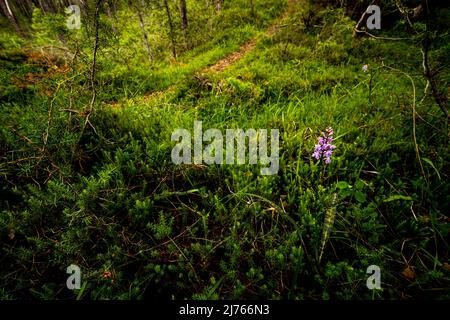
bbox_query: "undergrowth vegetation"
[0,0,449,300]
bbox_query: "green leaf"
[355,180,365,191]
[354,191,366,203]
[383,195,413,203]
[336,181,350,190]
[422,157,441,181]
[76,281,88,300]
[319,194,338,262]
[339,188,353,198]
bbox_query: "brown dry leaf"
[443,262,450,271]
[401,266,416,280]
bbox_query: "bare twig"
[421,0,450,120]
[382,63,427,182]
[353,2,412,41]
[79,0,101,140]
[421,47,450,120]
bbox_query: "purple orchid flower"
[312,127,336,164]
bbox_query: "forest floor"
[1,0,449,300]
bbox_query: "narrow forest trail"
[109,0,299,109]
[201,0,299,73]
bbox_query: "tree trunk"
[136,6,152,62]
[179,0,188,49]
[90,0,101,110]
[163,0,177,58]
[105,0,118,35]
[37,0,55,13]
[18,0,33,18]
[421,0,450,120]
[250,0,255,18]
[215,0,224,12]
[0,0,24,37]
